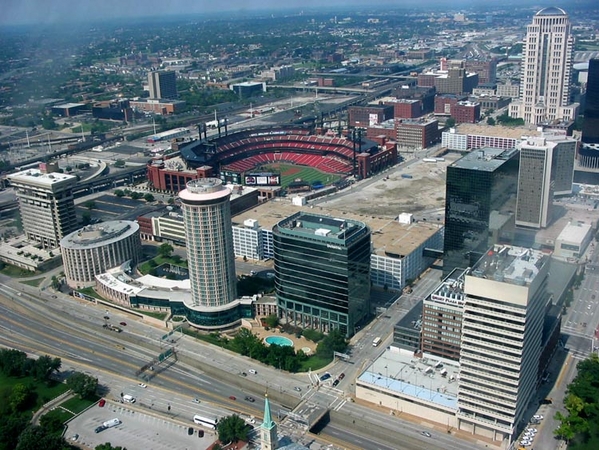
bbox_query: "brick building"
[383,99,423,119]
[435,95,468,115]
[452,101,481,124]
[348,105,394,127]
[396,118,440,150]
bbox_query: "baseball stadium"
[147,125,398,194]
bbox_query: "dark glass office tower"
[443,147,519,275]
[273,212,371,338]
[582,59,599,144]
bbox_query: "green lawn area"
[0,265,39,278]
[137,310,168,320]
[0,372,69,409]
[60,395,98,414]
[20,278,45,287]
[260,163,342,188]
[299,355,331,372]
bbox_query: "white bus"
[193,414,218,429]
[372,337,382,347]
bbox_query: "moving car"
[245,396,255,402]
[138,383,147,388]
[320,373,331,381]
[421,431,432,437]
[120,321,127,326]
[294,387,302,392]
[192,398,201,404]
[229,395,236,400]
[332,379,340,387]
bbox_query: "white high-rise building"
[509,7,579,124]
[457,245,550,447]
[8,169,78,249]
[179,179,237,309]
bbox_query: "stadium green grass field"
[259,163,343,188]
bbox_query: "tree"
[316,328,348,359]
[39,414,64,434]
[445,117,456,128]
[114,189,125,197]
[81,211,92,226]
[143,193,155,202]
[158,243,174,258]
[51,276,61,290]
[84,200,96,210]
[95,444,128,450]
[264,314,279,329]
[15,425,70,450]
[216,415,249,444]
[66,372,98,398]
[9,383,35,412]
[32,355,61,381]
[486,117,496,126]
[0,416,29,450]
[130,191,143,200]
[114,160,126,168]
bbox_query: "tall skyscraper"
[509,7,578,124]
[516,136,576,228]
[179,179,237,309]
[273,212,371,338]
[457,245,549,447]
[148,70,178,100]
[443,147,519,275]
[8,169,78,249]
[582,58,599,144]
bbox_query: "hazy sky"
[0,0,523,26]
[1,0,379,26]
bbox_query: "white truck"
[123,394,136,403]
[103,418,121,428]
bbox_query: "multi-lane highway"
[0,269,489,450]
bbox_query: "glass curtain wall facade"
[443,148,519,275]
[273,212,371,338]
[582,59,599,144]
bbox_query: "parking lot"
[66,401,216,450]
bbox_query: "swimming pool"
[265,335,294,347]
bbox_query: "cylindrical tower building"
[179,178,237,308]
[60,220,142,289]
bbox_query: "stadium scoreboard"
[244,172,281,186]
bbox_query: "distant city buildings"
[509,7,579,125]
[273,212,371,338]
[148,70,178,100]
[8,168,78,249]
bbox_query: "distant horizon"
[1,0,591,27]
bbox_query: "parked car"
[338,373,345,380]
[187,427,194,435]
[98,399,106,407]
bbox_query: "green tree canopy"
[216,414,248,444]
[66,372,98,399]
[158,243,174,258]
[143,193,155,202]
[316,329,348,359]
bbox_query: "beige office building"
[457,245,549,447]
